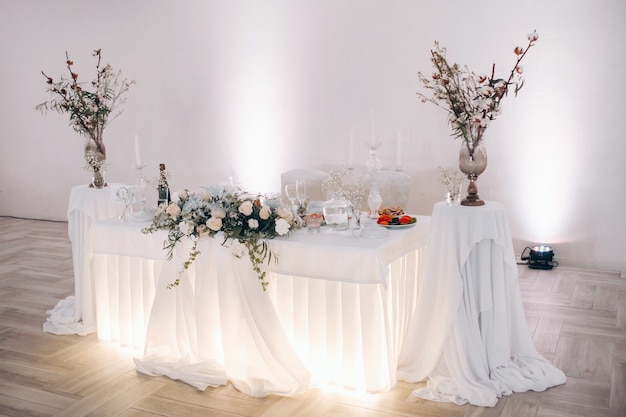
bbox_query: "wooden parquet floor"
[0,216,624,417]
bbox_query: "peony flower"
[275,218,291,236]
[211,208,226,219]
[238,200,254,216]
[207,217,222,231]
[248,218,259,229]
[166,203,181,218]
[179,221,193,236]
[259,205,271,220]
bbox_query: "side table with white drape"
[397,201,565,407]
[44,184,123,335]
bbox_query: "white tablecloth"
[91,218,167,349]
[43,184,125,335]
[127,219,430,396]
[397,201,566,406]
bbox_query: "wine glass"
[284,183,297,213]
[296,180,307,208]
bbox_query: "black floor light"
[521,245,558,270]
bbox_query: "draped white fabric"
[267,246,424,392]
[44,184,124,335]
[91,218,166,349]
[135,237,312,396]
[133,221,429,396]
[397,202,566,407]
[51,187,566,403]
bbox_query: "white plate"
[379,222,416,229]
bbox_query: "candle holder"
[358,141,389,238]
[365,142,383,218]
[132,164,154,222]
[365,142,384,171]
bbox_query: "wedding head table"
[90,210,430,396]
[45,186,565,406]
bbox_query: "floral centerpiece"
[36,49,135,186]
[417,31,539,155]
[142,187,299,291]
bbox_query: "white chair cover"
[281,168,329,203]
[372,170,412,210]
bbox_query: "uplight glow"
[515,102,581,243]
[228,75,288,193]
[222,14,292,195]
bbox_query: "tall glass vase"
[458,141,487,206]
[91,169,106,189]
[85,138,107,188]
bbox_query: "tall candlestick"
[134,134,142,167]
[369,108,376,144]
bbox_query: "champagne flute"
[284,183,297,213]
[296,180,307,209]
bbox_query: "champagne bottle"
[157,163,171,207]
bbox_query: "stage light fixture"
[521,245,558,270]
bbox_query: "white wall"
[1,0,625,273]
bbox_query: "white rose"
[259,205,271,220]
[207,217,223,231]
[275,218,291,236]
[238,200,254,216]
[211,208,226,219]
[179,221,193,236]
[248,218,259,229]
[166,203,181,218]
[179,190,189,200]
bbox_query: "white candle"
[134,134,142,167]
[396,130,402,168]
[370,108,376,144]
[349,132,354,166]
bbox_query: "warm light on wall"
[228,75,288,193]
[515,99,581,244]
[223,11,292,194]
